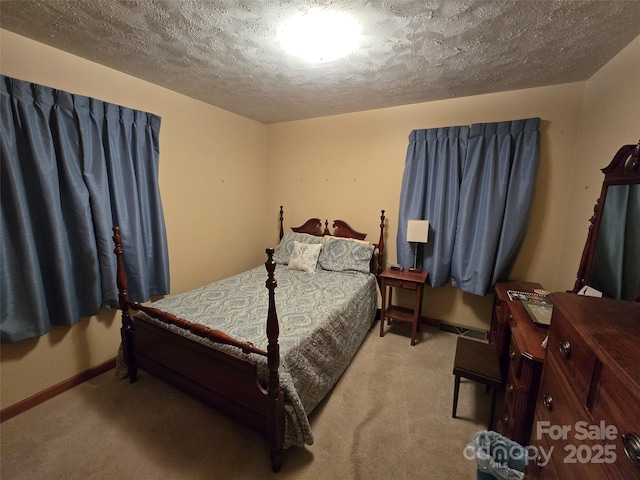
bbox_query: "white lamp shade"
[407,220,429,243]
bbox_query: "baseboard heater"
[439,321,488,341]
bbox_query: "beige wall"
[267,83,585,331]
[555,35,640,290]
[267,35,639,332]
[0,30,270,407]
[2,27,638,408]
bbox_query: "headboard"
[278,206,386,277]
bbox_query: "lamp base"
[411,245,422,273]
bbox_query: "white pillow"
[288,241,322,273]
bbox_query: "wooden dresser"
[491,281,548,446]
[527,293,640,479]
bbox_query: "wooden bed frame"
[112,207,386,472]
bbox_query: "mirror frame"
[573,141,640,301]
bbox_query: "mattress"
[135,264,377,448]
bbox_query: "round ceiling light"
[278,9,361,63]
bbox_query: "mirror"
[574,142,640,301]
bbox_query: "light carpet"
[1,324,493,479]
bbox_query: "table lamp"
[407,219,429,272]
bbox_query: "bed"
[112,207,386,472]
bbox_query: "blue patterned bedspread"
[136,264,377,448]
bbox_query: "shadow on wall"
[1,308,117,371]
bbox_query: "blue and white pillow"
[273,232,324,265]
[318,236,374,274]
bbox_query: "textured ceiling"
[1,1,639,124]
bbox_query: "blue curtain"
[397,127,468,287]
[591,184,640,301]
[397,118,540,296]
[1,75,169,343]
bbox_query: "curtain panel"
[397,118,540,296]
[397,127,468,287]
[1,75,169,343]
[591,184,640,301]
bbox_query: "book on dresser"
[522,302,553,326]
[507,289,554,326]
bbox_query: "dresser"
[527,293,640,479]
[491,281,548,446]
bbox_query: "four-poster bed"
[112,207,386,472]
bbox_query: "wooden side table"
[379,268,429,346]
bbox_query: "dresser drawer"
[507,336,523,379]
[498,367,520,439]
[496,360,522,440]
[535,353,590,439]
[504,366,520,417]
[505,337,524,400]
[527,414,561,480]
[591,363,640,478]
[547,309,597,405]
[534,354,607,478]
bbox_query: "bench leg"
[452,374,460,418]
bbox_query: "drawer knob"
[622,433,640,466]
[509,348,516,359]
[543,394,553,410]
[507,383,514,393]
[502,414,509,425]
[559,340,571,358]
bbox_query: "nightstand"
[379,268,429,346]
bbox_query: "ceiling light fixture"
[278,9,361,63]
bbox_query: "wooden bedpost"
[279,206,284,241]
[377,210,386,277]
[112,227,138,384]
[264,248,284,472]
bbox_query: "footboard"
[112,228,284,471]
[130,317,273,431]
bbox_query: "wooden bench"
[452,336,502,429]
